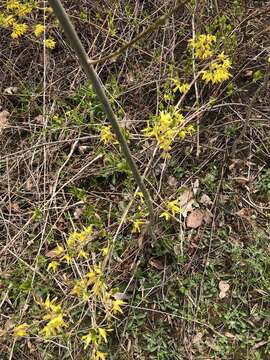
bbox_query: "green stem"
[48,0,155,233]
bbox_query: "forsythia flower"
[94,351,107,360]
[67,226,93,248]
[6,0,20,11]
[3,15,15,27]
[101,247,109,256]
[160,199,181,221]
[11,22,28,39]
[100,125,115,144]
[44,295,62,313]
[16,3,32,16]
[132,219,145,233]
[77,250,89,259]
[201,52,232,84]
[189,33,216,60]
[47,261,59,272]
[112,299,126,314]
[34,24,45,37]
[172,79,191,94]
[41,313,67,337]
[13,323,29,338]
[44,38,56,49]
[143,110,185,152]
[71,278,89,300]
[136,191,144,203]
[98,327,108,343]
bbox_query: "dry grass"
[1,0,270,359]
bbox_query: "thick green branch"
[48,0,155,232]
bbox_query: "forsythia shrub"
[0,0,56,48]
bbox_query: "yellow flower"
[112,299,126,314]
[167,200,181,215]
[201,52,232,84]
[98,327,108,343]
[94,351,107,360]
[44,295,61,313]
[16,3,32,16]
[136,191,144,203]
[71,278,89,300]
[34,24,45,37]
[13,323,29,338]
[11,22,28,39]
[101,246,109,256]
[160,211,170,221]
[189,33,216,60]
[6,0,20,11]
[144,111,178,152]
[100,125,115,144]
[77,250,89,259]
[82,331,95,350]
[44,38,56,49]
[160,199,181,221]
[47,261,59,272]
[164,93,172,102]
[3,15,15,27]
[67,226,93,248]
[41,313,67,337]
[132,219,145,233]
[60,254,72,264]
[172,79,190,94]
[92,279,107,297]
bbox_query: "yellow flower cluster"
[100,125,116,144]
[189,33,216,60]
[6,0,32,16]
[40,296,67,337]
[82,327,109,359]
[44,37,56,49]
[47,227,93,272]
[201,52,232,84]
[13,323,29,338]
[143,110,195,154]
[34,23,45,37]
[81,299,125,360]
[160,199,181,221]
[0,0,55,46]
[10,22,28,39]
[171,79,190,94]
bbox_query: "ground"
[0,0,270,359]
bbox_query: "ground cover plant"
[0,0,270,359]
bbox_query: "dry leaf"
[168,176,178,188]
[219,281,230,299]
[200,194,212,206]
[178,187,194,217]
[74,207,83,219]
[34,114,44,124]
[252,340,267,350]
[0,110,10,133]
[25,178,33,191]
[114,292,128,300]
[10,203,21,213]
[192,332,203,345]
[204,209,213,224]
[4,86,18,95]
[149,257,164,270]
[186,209,204,229]
[225,332,235,339]
[193,179,199,195]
